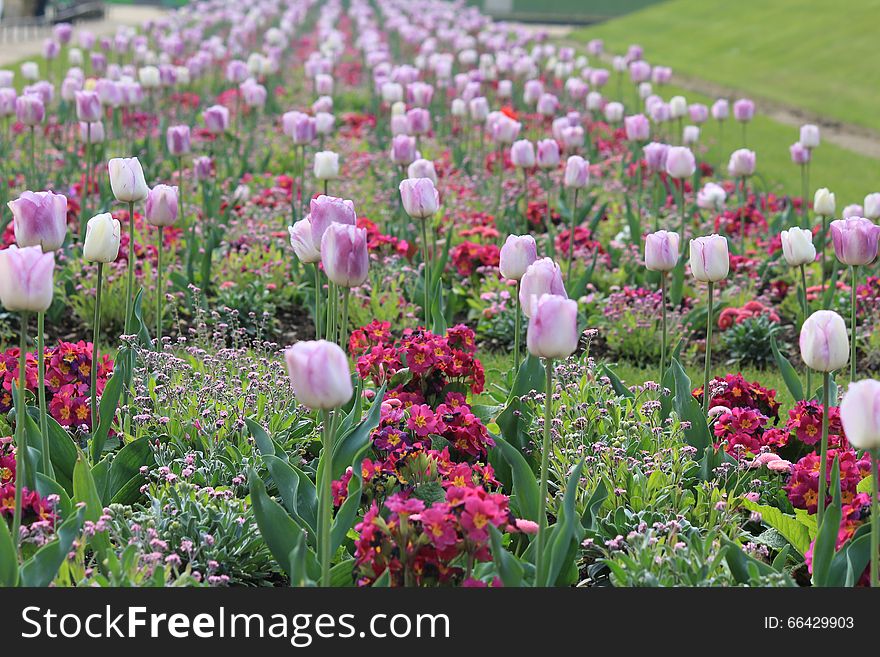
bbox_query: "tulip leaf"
[35,473,72,518]
[91,362,125,464]
[599,364,634,399]
[659,339,686,421]
[543,458,585,587]
[287,530,319,587]
[332,385,385,481]
[73,449,111,561]
[580,479,608,530]
[811,457,841,587]
[488,524,524,588]
[722,536,780,584]
[246,417,276,458]
[0,512,18,587]
[331,457,363,554]
[493,436,540,523]
[670,358,711,458]
[771,336,804,402]
[102,437,153,504]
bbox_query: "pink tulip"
[536,139,560,170]
[79,121,105,144]
[643,142,669,173]
[727,148,756,177]
[321,223,369,288]
[510,139,535,169]
[406,107,431,135]
[800,310,848,372]
[689,234,729,282]
[0,245,55,312]
[711,99,729,121]
[519,258,566,317]
[145,185,179,227]
[665,146,695,179]
[166,125,191,156]
[527,294,579,359]
[15,94,44,125]
[624,113,650,142]
[8,191,68,252]
[839,379,880,450]
[399,178,440,219]
[284,340,353,410]
[309,195,357,247]
[499,234,538,281]
[203,105,230,133]
[75,90,101,122]
[563,156,589,189]
[390,134,417,166]
[789,142,810,165]
[830,217,880,266]
[733,98,755,122]
[645,230,680,272]
[688,103,708,124]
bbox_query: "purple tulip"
[689,234,729,282]
[830,217,880,266]
[15,95,45,126]
[733,98,755,122]
[203,105,230,133]
[8,190,68,252]
[499,234,538,281]
[75,90,101,123]
[309,195,356,247]
[145,185,179,227]
[527,294,579,359]
[80,120,104,144]
[193,156,213,182]
[790,142,810,165]
[643,142,669,173]
[399,178,440,219]
[166,125,191,156]
[624,113,650,142]
[711,99,729,121]
[645,230,680,272]
[0,88,16,116]
[665,146,696,179]
[510,139,536,169]
[688,103,709,124]
[629,60,651,83]
[406,107,431,135]
[519,258,567,316]
[288,217,321,264]
[800,310,848,372]
[284,340,353,410]
[0,245,55,312]
[536,93,559,117]
[390,134,418,166]
[563,156,590,189]
[321,223,369,288]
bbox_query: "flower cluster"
[0,341,114,429]
[718,300,780,331]
[555,225,604,262]
[785,448,871,513]
[357,217,414,260]
[0,438,57,525]
[449,241,500,277]
[698,373,780,422]
[804,492,873,585]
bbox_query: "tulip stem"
[739,176,747,255]
[818,370,830,528]
[820,214,827,297]
[850,265,858,383]
[29,125,36,189]
[702,281,714,413]
[513,281,521,373]
[12,313,29,550]
[535,358,554,586]
[319,408,335,587]
[799,163,808,228]
[676,179,685,240]
[36,312,52,479]
[660,272,667,382]
[90,263,103,462]
[291,147,299,224]
[340,289,350,353]
[156,226,164,352]
[81,124,92,243]
[313,262,322,339]
[421,217,431,328]
[567,188,579,284]
[124,200,135,334]
[799,263,811,396]
[871,449,879,588]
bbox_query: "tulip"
[313,151,340,193]
[800,309,849,524]
[399,178,439,220]
[75,90,101,122]
[790,142,810,165]
[727,148,756,178]
[665,146,695,179]
[166,125,191,156]
[8,190,68,252]
[145,184,179,227]
[690,234,729,411]
[109,157,148,335]
[603,101,624,123]
[536,139,560,170]
[689,103,709,124]
[682,125,700,146]
[510,140,535,169]
[321,223,368,346]
[407,159,438,184]
[642,142,668,174]
[500,234,538,368]
[839,378,880,586]
[645,229,680,376]
[527,292,579,584]
[864,193,880,220]
[697,182,726,211]
[390,135,417,168]
[781,225,818,389]
[711,98,729,120]
[288,216,322,337]
[800,124,820,149]
[624,114,650,142]
[284,339,354,585]
[520,258,566,318]
[0,244,55,542]
[813,187,836,293]
[203,104,230,133]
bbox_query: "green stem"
[739,177,747,255]
[660,272,667,382]
[871,449,879,587]
[421,217,431,327]
[818,370,830,528]
[850,265,857,383]
[12,313,29,549]
[535,358,553,586]
[300,146,307,218]
[90,263,103,461]
[156,226,164,351]
[567,188,579,284]
[340,288,350,352]
[30,126,36,189]
[124,200,135,334]
[513,282,521,373]
[703,281,714,413]
[677,179,685,239]
[36,312,52,478]
[800,263,811,396]
[319,408,335,587]
[820,214,827,296]
[313,262,322,339]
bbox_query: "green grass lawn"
[570,0,880,131]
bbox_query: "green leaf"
[0,512,18,586]
[329,558,355,587]
[262,455,316,540]
[330,461,363,554]
[287,530,318,587]
[488,525,523,587]
[722,536,778,584]
[246,418,276,458]
[580,480,608,530]
[91,362,125,463]
[771,336,804,402]
[543,458,585,587]
[102,437,153,504]
[248,468,312,579]
[492,437,540,523]
[23,408,76,493]
[742,500,812,556]
[857,476,873,494]
[811,457,841,587]
[599,364,634,399]
[73,450,111,561]
[332,385,385,481]
[670,358,711,458]
[35,473,72,518]
[371,569,391,587]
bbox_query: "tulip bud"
[839,379,880,451]
[682,125,700,145]
[727,148,756,177]
[15,94,45,125]
[711,99,729,120]
[399,178,439,219]
[499,234,538,281]
[603,101,624,123]
[288,217,321,264]
[193,156,213,182]
[321,223,369,288]
[842,204,863,219]
[689,234,729,282]
[669,95,687,119]
[203,104,230,133]
[789,142,810,165]
[863,193,880,220]
[407,159,438,185]
[313,151,340,180]
[0,245,54,312]
[83,212,121,263]
[108,157,149,202]
[830,217,880,266]
[800,310,848,372]
[390,135,417,166]
[145,185,179,227]
[697,182,726,211]
[644,230,680,272]
[166,125,191,156]
[688,103,708,124]
[780,227,817,267]
[75,90,101,122]
[643,142,669,173]
[20,61,39,81]
[665,146,696,179]
[0,88,16,116]
[586,91,603,111]
[733,98,755,122]
[624,113,650,142]
[8,190,68,252]
[138,65,160,88]
[536,139,560,169]
[510,139,535,169]
[800,124,820,149]
[519,257,566,317]
[315,112,335,136]
[527,294,579,359]
[406,107,431,135]
[814,188,835,216]
[563,155,589,188]
[284,340,353,410]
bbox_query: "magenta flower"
[8,190,68,252]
